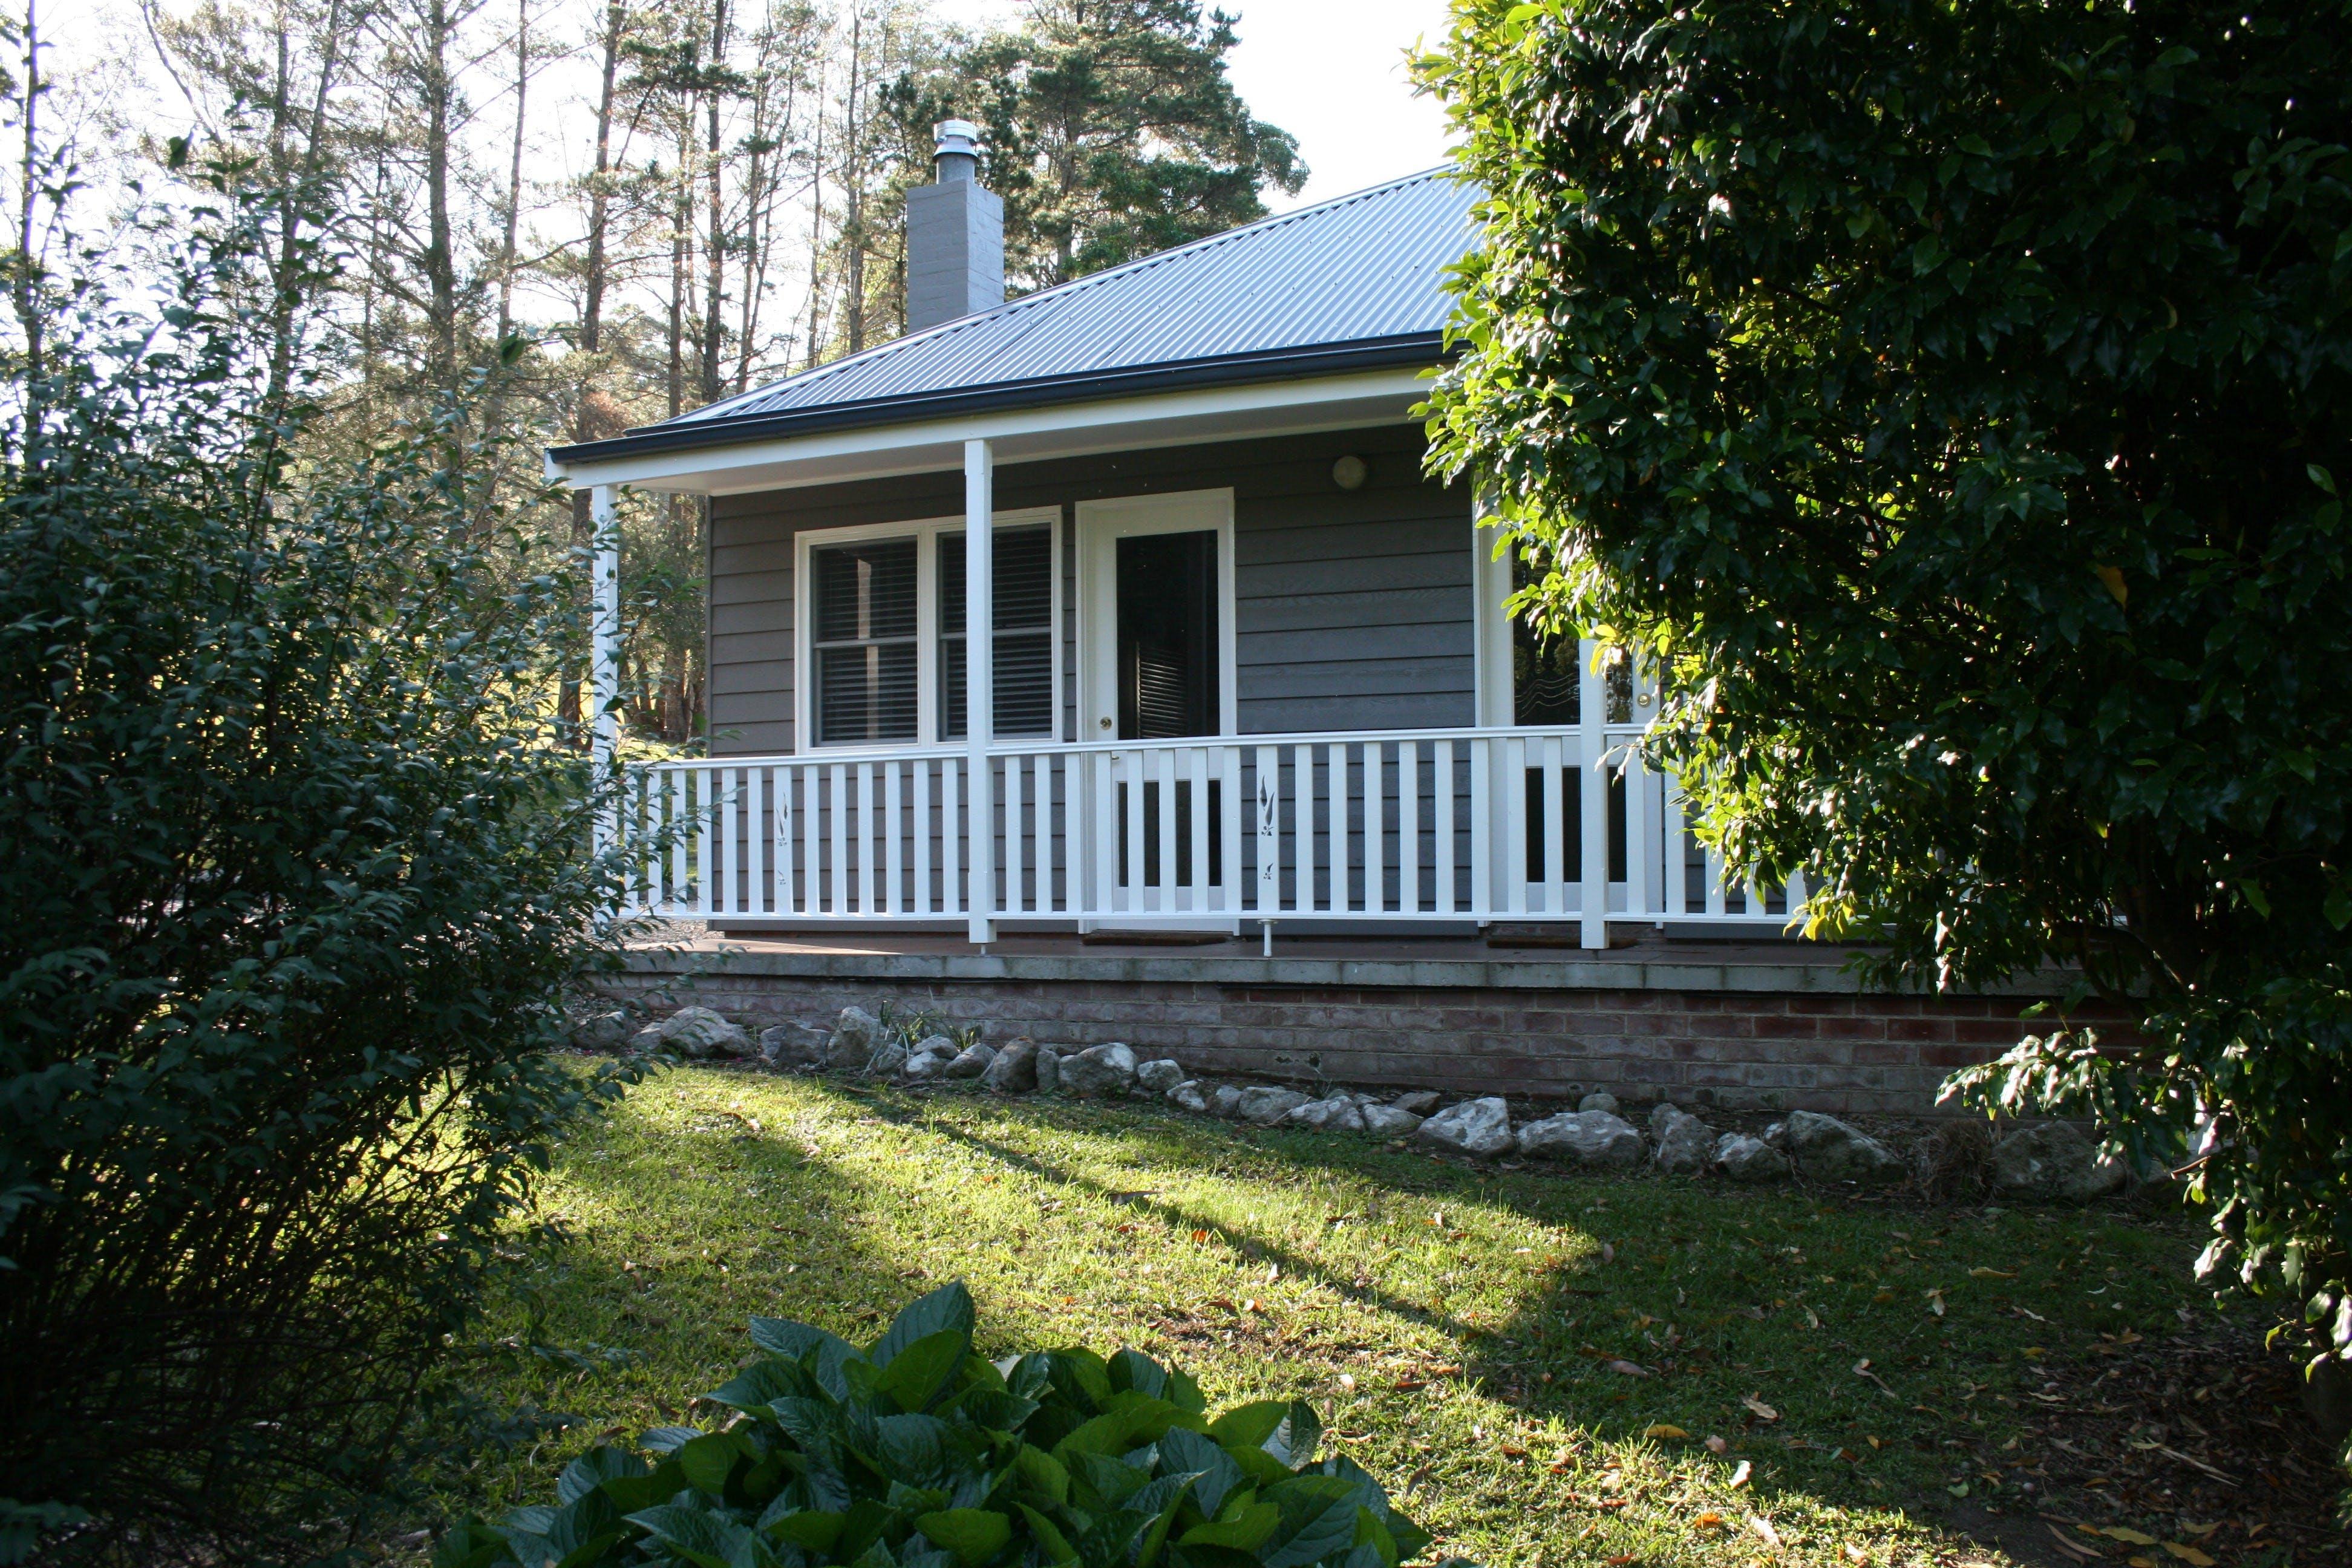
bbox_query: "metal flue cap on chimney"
[933,119,982,182]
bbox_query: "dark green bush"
[0,173,645,1558]
[439,1284,1429,1568]
[1419,0,2352,1445]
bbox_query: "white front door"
[1076,488,1238,740]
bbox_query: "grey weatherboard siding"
[706,425,1473,756]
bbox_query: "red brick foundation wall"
[600,962,2117,1117]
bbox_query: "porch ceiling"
[546,366,1430,497]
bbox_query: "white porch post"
[964,439,996,944]
[1578,634,1610,949]
[590,483,621,854]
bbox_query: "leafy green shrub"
[0,168,648,1558]
[1419,0,2351,1449]
[437,1284,1430,1568]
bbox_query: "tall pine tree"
[891,0,1304,294]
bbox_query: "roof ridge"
[670,165,1461,428]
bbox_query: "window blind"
[940,524,1054,738]
[811,538,919,743]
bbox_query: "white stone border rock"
[590,1002,2146,1204]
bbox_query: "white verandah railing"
[611,724,1805,946]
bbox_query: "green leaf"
[558,1447,648,1505]
[432,1521,509,1568]
[1016,1504,1080,1567]
[1158,1427,1245,1517]
[765,1509,848,1552]
[625,1503,775,1568]
[1053,1396,1187,1462]
[874,1328,969,1414]
[1177,1502,1279,1554]
[1012,1444,1071,1506]
[915,1508,1012,1568]
[678,1431,747,1495]
[2311,463,2340,497]
[1256,1475,1362,1568]
[708,1357,809,1414]
[1130,1471,1204,1568]
[871,1282,977,1370]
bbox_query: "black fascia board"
[545,333,1445,469]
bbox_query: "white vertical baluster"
[1299,745,1318,913]
[854,763,874,915]
[776,766,795,917]
[1328,743,1348,912]
[1578,638,1610,949]
[1542,734,1567,918]
[1435,739,1455,916]
[1254,746,1281,915]
[1392,738,1411,912]
[1624,746,1652,921]
[1503,736,1527,916]
[883,762,903,916]
[828,763,848,916]
[668,771,686,912]
[749,767,767,915]
[1365,743,1385,917]
[1153,748,1178,916]
[1037,757,1056,915]
[1121,751,1145,913]
[720,767,740,915]
[1662,774,1687,918]
[1091,751,1116,918]
[1786,867,1809,930]
[942,758,961,916]
[1011,754,1031,916]
[913,760,932,915]
[1705,843,1728,918]
[1220,746,1243,915]
[1469,736,1491,921]
[1186,747,1210,915]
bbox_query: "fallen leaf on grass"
[1704,1435,1728,1454]
[1191,1229,1210,1243]
[1840,1547,1867,1566]
[1604,1556,1636,1566]
[1741,1395,1780,1422]
[1691,1512,1726,1530]
[1729,1460,1752,1488]
[1393,1377,1425,1392]
[2046,1525,2106,1561]
[1606,1359,1653,1378]
[1748,1516,1780,1549]
[2159,1547,2214,1567]
[1599,1241,1616,1263]
[1643,1423,1688,1440]
[2088,1528,2158,1547]
[1970,1266,2015,1279]
[1926,1289,1947,1317]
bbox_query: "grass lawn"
[445,1066,2330,1567]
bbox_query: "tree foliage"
[0,167,647,1561]
[895,0,1305,292]
[1419,0,2352,1381]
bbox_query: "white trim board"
[549,368,1429,497]
[1074,489,1240,740]
[791,505,1062,753]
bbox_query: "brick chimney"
[904,119,1004,333]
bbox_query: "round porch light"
[1331,454,1368,491]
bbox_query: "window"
[1511,553,1578,725]
[797,511,1060,748]
[811,538,918,744]
[939,523,1055,738]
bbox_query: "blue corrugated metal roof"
[552,168,1477,465]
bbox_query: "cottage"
[547,123,2036,1112]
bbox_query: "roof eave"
[546,333,1446,471]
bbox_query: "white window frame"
[1074,488,1239,740]
[793,505,1062,753]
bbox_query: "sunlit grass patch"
[452,1069,2233,1566]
